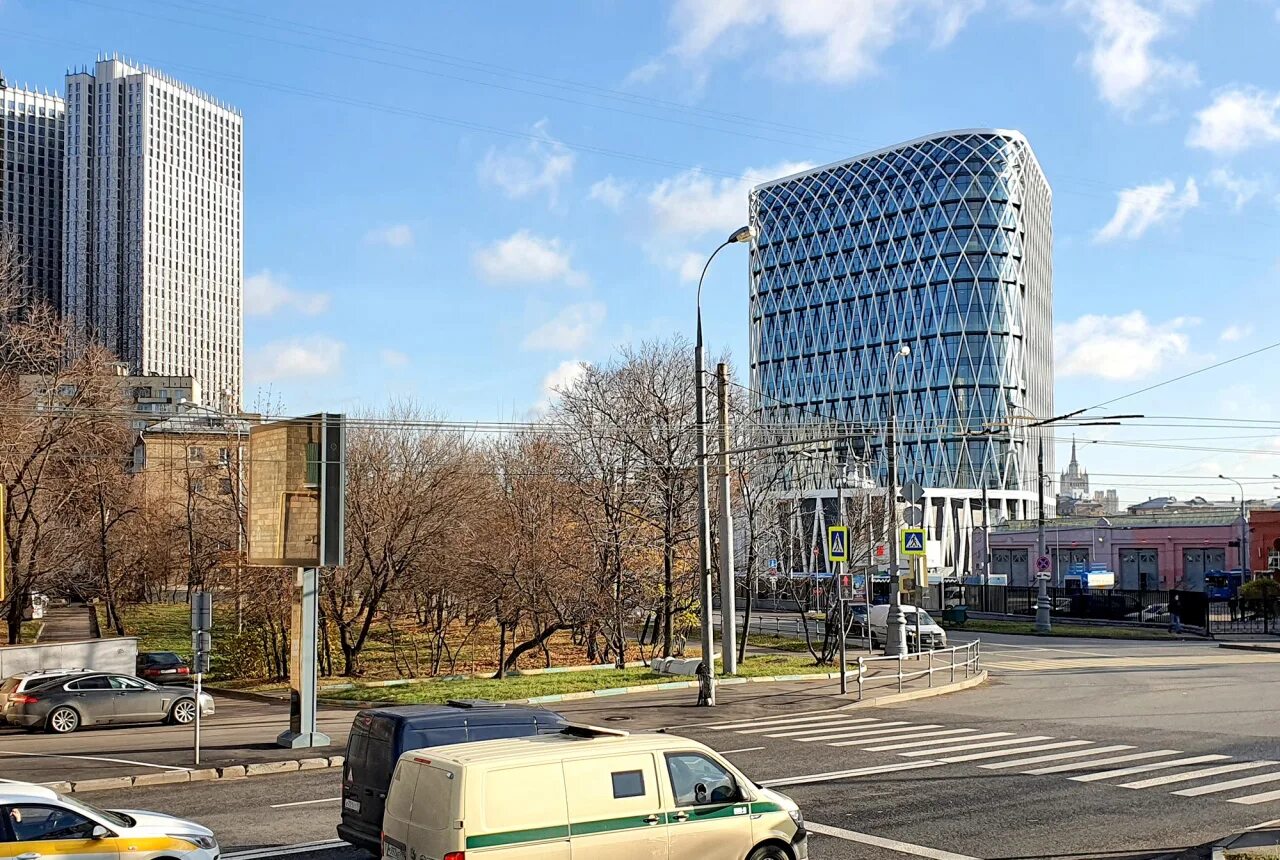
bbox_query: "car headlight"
[171,833,218,850]
[788,808,804,829]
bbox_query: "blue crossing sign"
[827,526,849,563]
[901,528,926,556]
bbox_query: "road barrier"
[854,639,981,702]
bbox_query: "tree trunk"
[502,622,567,673]
[495,620,508,680]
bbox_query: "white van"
[381,725,807,860]
[868,603,948,651]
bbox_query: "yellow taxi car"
[0,783,218,860]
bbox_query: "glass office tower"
[749,130,1053,577]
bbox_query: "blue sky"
[5,0,1280,503]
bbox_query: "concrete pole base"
[276,730,332,749]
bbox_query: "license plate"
[344,798,361,812]
[161,668,178,674]
[384,843,405,860]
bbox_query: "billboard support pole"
[277,566,329,748]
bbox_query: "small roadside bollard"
[696,661,712,707]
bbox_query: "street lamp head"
[727,225,753,244]
[897,344,911,358]
[1219,474,1228,480]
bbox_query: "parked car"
[1126,603,1170,623]
[0,781,218,858]
[339,700,567,854]
[867,604,948,651]
[136,651,192,684]
[381,726,806,860]
[0,669,91,712]
[2,671,214,733]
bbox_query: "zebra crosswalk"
[704,709,1280,805]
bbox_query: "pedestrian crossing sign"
[827,526,848,563]
[901,528,926,556]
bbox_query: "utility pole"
[884,345,911,657]
[981,483,990,588]
[1035,434,1051,634]
[716,362,737,675]
[694,332,716,705]
[836,470,848,694]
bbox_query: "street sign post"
[1036,554,1052,572]
[827,526,848,563]
[189,591,212,766]
[901,528,926,556]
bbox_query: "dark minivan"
[337,699,567,853]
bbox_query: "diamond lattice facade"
[749,129,1053,575]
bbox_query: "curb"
[60,755,346,794]
[1218,642,1280,654]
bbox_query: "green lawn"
[943,618,1177,640]
[320,653,834,705]
[744,632,821,653]
[0,621,44,644]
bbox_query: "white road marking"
[980,745,1135,770]
[900,736,1053,757]
[719,747,765,754]
[865,732,1013,752]
[1174,772,1280,797]
[224,840,349,859]
[1070,754,1230,783]
[796,724,939,743]
[1025,750,1182,775]
[1229,787,1280,806]
[760,718,886,737]
[759,759,948,788]
[0,749,188,772]
[706,710,858,731]
[831,728,978,747]
[270,797,341,808]
[806,821,983,860]
[938,740,1095,764]
[1119,761,1276,790]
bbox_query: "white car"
[868,603,949,651]
[0,782,218,859]
[0,669,92,712]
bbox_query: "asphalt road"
[7,634,1280,859]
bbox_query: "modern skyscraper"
[64,58,243,408]
[749,129,1053,575]
[0,75,65,313]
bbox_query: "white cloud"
[1188,87,1280,155]
[648,161,813,238]
[248,336,345,383]
[657,0,984,85]
[364,224,414,248]
[1056,311,1191,380]
[1075,0,1198,111]
[380,348,410,368]
[243,270,329,317]
[478,119,575,204]
[1207,168,1263,211]
[473,230,587,287]
[1219,324,1253,343]
[523,302,607,352]
[533,359,589,415]
[588,176,631,210]
[1094,177,1199,242]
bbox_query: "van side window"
[611,770,645,799]
[665,753,740,807]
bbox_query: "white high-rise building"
[64,58,243,408]
[0,75,65,312]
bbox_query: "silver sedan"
[3,672,214,733]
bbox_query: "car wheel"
[170,698,197,725]
[46,706,80,734]
[747,843,792,860]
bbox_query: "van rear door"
[402,759,463,860]
[343,713,397,838]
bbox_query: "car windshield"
[145,653,184,666]
[906,610,936,626]
[53,793,132,829]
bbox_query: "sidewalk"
[38,604,95,643]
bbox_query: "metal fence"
[961,585,1170,622]
[853,640,981,701]
[1209,599,1280,635]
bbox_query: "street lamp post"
[884,344,911,657]
[1219,475,1249,581]
[694,226,752,706]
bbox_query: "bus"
[1204,569,1245,600]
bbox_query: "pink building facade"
[976,512,1242,589]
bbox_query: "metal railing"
[852,640,981,702]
